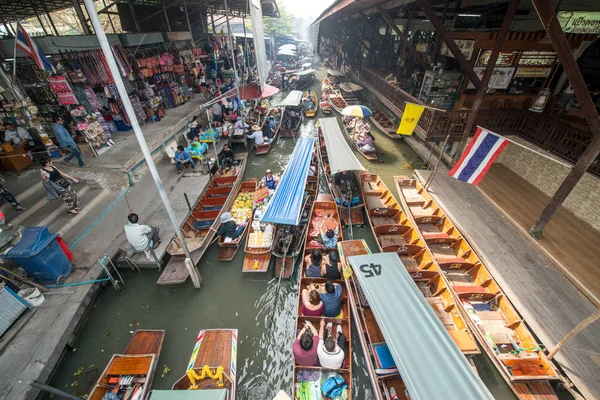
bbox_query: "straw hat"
[252,125,261,131]
[220,212,232,224]
[266,169,272,174]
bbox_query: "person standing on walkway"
[0,174,27,211]
[40,158,81,215]
[211,101,223,123]
[124,212,161,250]
[52,116,85,167]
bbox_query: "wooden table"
[0,147,32,172]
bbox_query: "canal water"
[51,66,523,399]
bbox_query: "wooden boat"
[342,118,378,161]
[256,107,283,155]
[394,176,560,397]
[359,173,480,351]
[88,329,165,400]
[370,107,399,138]
[329,92,347,114]
[158,154,247,285]
[172,329,237,399]
[302,90,319,117]
[292,196,352,399]
[317,125,364,226]
[217,179,257,261]
[243,207,275,273]
[273,174,319,279]
[321,100,332,114]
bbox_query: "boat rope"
[187,365,225,389]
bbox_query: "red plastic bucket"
[56,237,74,261]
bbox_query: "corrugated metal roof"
[0,287,28,336]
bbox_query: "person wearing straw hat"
[247,124,265,145]
[260,169,279,190]
[216,212,243,241]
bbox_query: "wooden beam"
[377,6,429,70]
[358,12,383,45]
[431,0,449,65]
[414,0,482,90]
[530,0,600,133]
[453,0,518,160]
[346,18,372,51]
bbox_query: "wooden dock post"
[548,310,600,359]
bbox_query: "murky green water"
[51,66,528,400]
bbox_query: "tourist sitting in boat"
[317,319,346,370]
[293,320,319,366]
[318,215,339,250]
[305,249,328,278]
[301,287,324,316]
[303,98,315,111]
[357,131,376,152]
[334,171,359,206]
[247,125,265,145]
[322,251,342,280]
[216,212,243,242]
[260,169,279,190]
[221,144,235,171]
[319,281,342,318]
[262,120,273,140]
[175,145,195,174]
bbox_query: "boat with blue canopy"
[346,251,494,400]
[261,137,319,278]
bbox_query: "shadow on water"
[51,64,530,400]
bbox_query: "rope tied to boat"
[187,365,225,389]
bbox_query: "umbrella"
[238,82,280,99]
[341,105,373,118]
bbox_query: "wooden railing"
[360,67,600,176]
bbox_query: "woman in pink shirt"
[293,320,319,366]
[301,288,324,316]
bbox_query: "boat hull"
[217,180,257,261]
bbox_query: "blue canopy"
[261,137,315,225]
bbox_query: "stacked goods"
[248,222,274,248]
[232,193,253,224]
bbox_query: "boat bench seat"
[362,181,383,196]
[448,330,479,353]
[422,232,454,243]
[436,256,475,269]
[366,196,387,210]
[453,285,497,301]
[193,220,214,230]
[403,188,426,205]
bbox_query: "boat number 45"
[359,263,382,278]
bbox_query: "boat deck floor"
[371,216,396,226]
[414,169,600,400]
[194,330,233,377]
[243,252,271,272]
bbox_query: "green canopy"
[149,390,228,400]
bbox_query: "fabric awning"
[261,138,315,225]
[319,118,365,173]
[327,69,345,77]
[296,69,316,76]
[347,253,494,400]
[276,90,304,106]
[149,390,228,400]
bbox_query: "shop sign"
[455,6,507,29]
[557,11,600,34]
[475,49,520,67]
[518,50,556,66]
[416,43,429,53]
[440,39,475,61]
[514,67,552,78]
[467,67,515,89]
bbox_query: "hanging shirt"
[4,127,32,144]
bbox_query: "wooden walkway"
[478,164,600,303]
[414,168,600,400]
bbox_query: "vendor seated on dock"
[318,319,346,370]
[294,321,320,366]
[301,287,324,316]
[175,145,195,174]
[124,212,161,250]
[260,169,279,190]
[216,212,243,242]
[221,144,235,171]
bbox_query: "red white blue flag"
[448,127,508,186]
[16,23,53,72]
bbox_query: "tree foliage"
[262,3,294,37]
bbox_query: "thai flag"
[448,127,508,186]
[16,23,53,72]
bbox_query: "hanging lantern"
[529,88,551,113]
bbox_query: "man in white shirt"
[124,212,161,250]
[4,123,33,145]
[247,125,265,145]
[317,320,346,369]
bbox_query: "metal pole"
[83,0,202,288]
[223,0,240,93]
[206,109,219,163]
[72,0,92,35]
[101,0,116,33]
[28,380,79,400]
[162,5,171,32]
[33,6,49,36]
[12,23,17,78]
[128,0,141,33]
[43,3,60,36]
[183,1,194,49]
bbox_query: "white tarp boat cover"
[296,69,317,76]
[279,44,297,51]
[276,90,304,107]
[339,82,363,92]
[347,252,494,400]
[319,118,365,173]
[277,49,296,56]
[250,0,268,91]
[327,69,345,77]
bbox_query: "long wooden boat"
[273,174,319,279]
[158,154,247,285]
[280,106,303,138]
[370,107,398,138]
[292,194,352,400]
[329,92,347,114]
[256,107,283,155]
[172,329,237,399]
[242,207,275,273]
[88,329,165,400]
[317,124,365,226]
[302,90,319,117]
[217,179,257,261]
[342,118,378,161]
[394,176,560,398]
[359,173,480,351]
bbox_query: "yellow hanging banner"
[396,103,425,136]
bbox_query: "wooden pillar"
[72,0,92,35]
[415,0,482,90]
[453,0,518,161]
[401,7,412,65]
[528,0,600,235]
[377,6,428,70]
[210,13,216,34]
[32,5,49,36]
[43,4,60,36]
[102,0,117,33]
[128,0,141,32]
[163,5,172,32]
[431,0,449,65]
